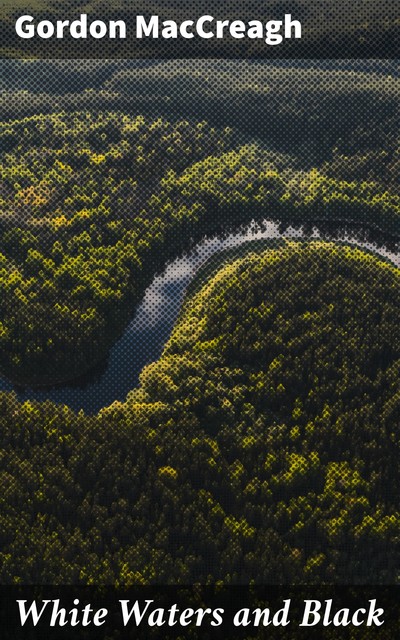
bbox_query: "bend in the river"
[0,219,399,413]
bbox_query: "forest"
[0,60,399,587]
[2,111,400,383]
[0,243,399,585]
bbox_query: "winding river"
[0,220,399,414]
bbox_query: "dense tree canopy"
[1,112,400,383]
[0,113,234,381]
[1,61,399,185]
[0,243,399,585]
[1,69,400,590]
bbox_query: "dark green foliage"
[0,244,399,585]
[1,61,399,179]
[0,113,234,381]
[2,112,400,383]
[1,75,400,588]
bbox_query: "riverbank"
[1,220,399,413]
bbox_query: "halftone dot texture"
[1,0,400,58]
[0,59,399,592]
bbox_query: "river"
[0,220,399,413]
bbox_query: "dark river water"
[0,220,399,414]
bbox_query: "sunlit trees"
[0,243,399,585]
